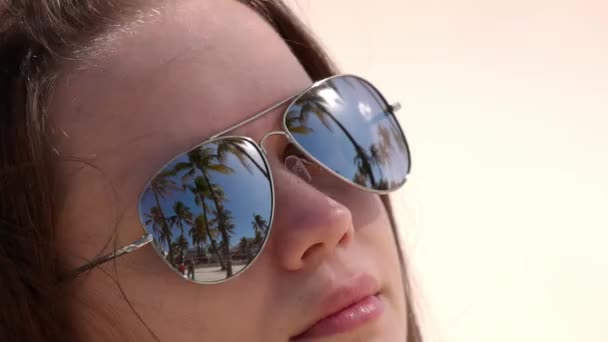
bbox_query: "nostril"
[338,232,350,246]
[302,242,324,260]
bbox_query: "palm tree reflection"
[285,80,410,191]
[189,214,208,259]
[286,89,382,189]
[172,146,235,277]
[189,177,226,271]
[216,140,269,178]
[142,138,272,281]
[146,169,180,265]
[169,201,192,268]
[251,214,269,235]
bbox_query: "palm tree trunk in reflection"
[152,190,174,265]
[321,107,377,187]
[199,197,226,270]
[200,171,233,278]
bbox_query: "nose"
[268,163,355,271]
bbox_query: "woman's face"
[50,1,407,341]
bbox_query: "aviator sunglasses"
[69,75,411,284]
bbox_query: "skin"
[49,0,407,341]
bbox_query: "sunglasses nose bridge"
[258,130,292,154]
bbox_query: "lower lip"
[293,294,385,340]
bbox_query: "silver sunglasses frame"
[67,74,409,284]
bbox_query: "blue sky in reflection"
[286,76,409,189]
[139,140,272,252]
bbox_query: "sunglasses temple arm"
[60,233,154,281]
[390,102,402,112]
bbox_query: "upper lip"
[291,273,380,339]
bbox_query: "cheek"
[66,211,268,340]
[349,194,386,231]
[92,250,268,341]
[317,182,399,268]
[330,187,389,239]
[309,172,386,230]
[344,193,407,316]
[352,195,401,274]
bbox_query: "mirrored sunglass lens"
[139,138,273,283]
[285,76,410,191]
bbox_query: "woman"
[0,0,422,341]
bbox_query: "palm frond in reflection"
[189,214,208,259]
[171,144,236,277]
[147,169,181,265]
[286,95,334,135]
[168,201,193,268]
[144,206,171,252]
[172,145,234,183]
[169,201,193,236]
[251,213,269,235]
[238,237,254,264]
[208,204,235,277]
[189,176,227,272]
[216,140,269,178]
[374,125,393,165]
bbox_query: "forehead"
[49,0,311,197]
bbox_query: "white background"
[288,1,608,341]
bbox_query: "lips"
[291,274,384,340]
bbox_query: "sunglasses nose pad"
[284,155,313,183]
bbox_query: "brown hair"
[0,0,422,341]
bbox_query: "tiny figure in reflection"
[175,254,186,275]
[186,257,195,280]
